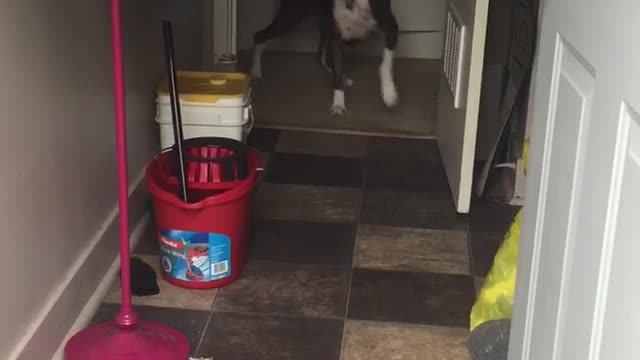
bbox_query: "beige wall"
[0,0,203,358]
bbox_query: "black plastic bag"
[468,319,511,360]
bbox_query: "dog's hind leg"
[372,1,399,108]
[329,38,348,115]
[252,0,304,79]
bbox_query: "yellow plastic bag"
[469,137,530,332]
[469,209,522,331]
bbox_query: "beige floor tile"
[342,320,470,360]
[213,261,348,318]
[354,225,471,275]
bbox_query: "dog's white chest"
[333,0,377,40]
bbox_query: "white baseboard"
[50,212,151,360]
[11,168,151,360]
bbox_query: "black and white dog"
[250,0,399,115]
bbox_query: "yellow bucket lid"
[156,71,250,104]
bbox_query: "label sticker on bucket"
[158,229,231,282]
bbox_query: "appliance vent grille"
[443,4,467,109]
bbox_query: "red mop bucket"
[146,137,261,289]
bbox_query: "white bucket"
[154,71,253,149]
[155,97,253,149]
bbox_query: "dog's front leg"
[320,39,354,87]
[379,14,399,108]
[330,38,347,116]
[380,48,398,108]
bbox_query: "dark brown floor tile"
[90,303,209,351]
[214,261,349,318]
[348,268,475,328]
[250,219,355,267]
[365,157,449,191]
[469,231,505,277]
[256,152,271,184]
[468,198,520,233]
[255,183,361,223]
[258,151,271,169]
[360,188,466,230]
[365,136,448,191]
[265,153,364,188]
[354,225,470,275]
[367,137,440,163]
[342,320,470,360]
[248,127,281,152]
[275,131,368,158]
[196,312,343,360]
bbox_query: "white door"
[436,0,489,214]
[509,0,640,358]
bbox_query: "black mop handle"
[162,21,189,203]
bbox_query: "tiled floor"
[94,128,519,359]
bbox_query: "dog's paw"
[331,104,346,116]
[331,89,346,115]
[383,91,398,108]
[382,83,398,108]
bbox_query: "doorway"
[231,0,446,138]
[210,0,505,215]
